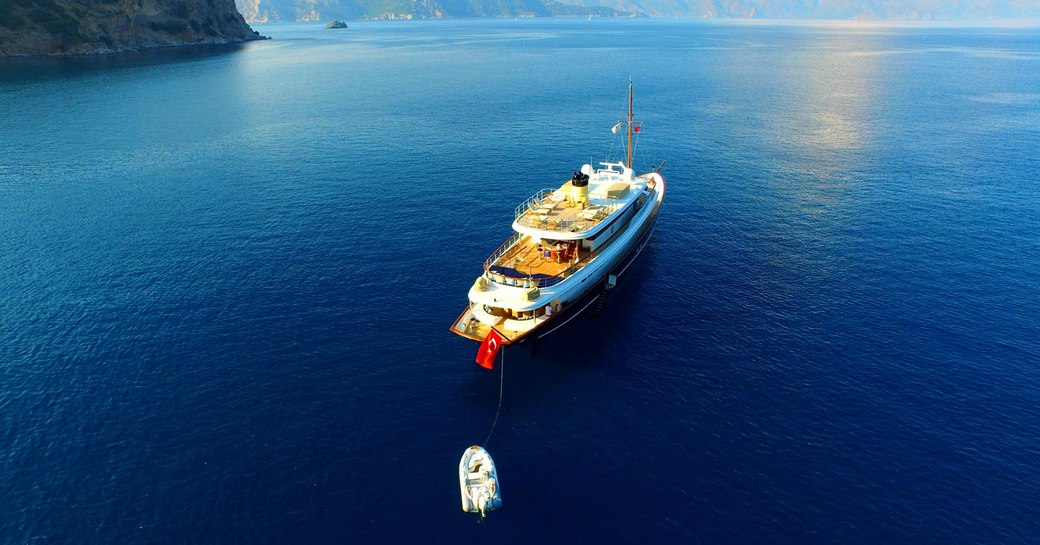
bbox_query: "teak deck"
[514,199,611,233]
[492,236,578,277]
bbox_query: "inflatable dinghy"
[459,445,502,516]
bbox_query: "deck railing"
[485,263,582,289]
[514,188,560,221]
[482,232,523,272]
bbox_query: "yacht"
[450,84,665,353]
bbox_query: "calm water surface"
[2,19,1039,544]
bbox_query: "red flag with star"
[475,329,505,369]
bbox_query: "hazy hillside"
[235,0,624,21]
[0,0,263,56]
[235,0,1040,21]
[555,0,1040,19]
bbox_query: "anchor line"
[482,348,505,447]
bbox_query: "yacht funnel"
[570,171,590,209]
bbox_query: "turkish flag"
[476,329,505,369]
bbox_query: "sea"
[1,18,1039,544]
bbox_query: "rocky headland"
[0,0,264,56]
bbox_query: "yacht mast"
[626,83,634,169]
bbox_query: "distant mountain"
[553,0,1040,20]
[234,0,1040,21]
[234,0,625,21]
[0,0,263,56]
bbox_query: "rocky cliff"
[0,0,264,56]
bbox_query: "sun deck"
[510,163,644,238]
[513,194,615,234]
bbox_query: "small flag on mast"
[611,122,622,134]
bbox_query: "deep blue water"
[2,19,1039,544]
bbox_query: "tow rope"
[482,348,505,447]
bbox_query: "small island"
[325,21,349,29]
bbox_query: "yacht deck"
[490,235,579,279]
[514,198,613,234]
[456,311,533,344]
